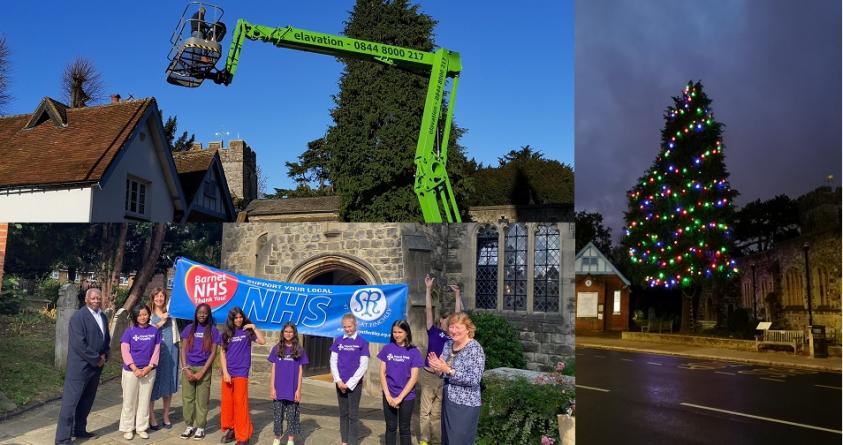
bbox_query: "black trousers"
[336,384,363,445]
[55,366,102,443]
[383,395,414,445]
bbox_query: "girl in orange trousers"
[219,307,265,445]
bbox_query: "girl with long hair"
[219,307,266,445]
[267,322,309,445]
[378,320,423,445]
[179,303,220,440]
[119,304,161,440]
[147,288,179,431]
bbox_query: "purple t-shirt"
[377,343,424,400]
[330,334,370,382]
[425,326,451,367]
[181,324,221,366]
[267,344,310,401]
[121,325,161,371]
[224,328,256,378]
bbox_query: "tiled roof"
[172,149,217,205]
[172,148,216,174]
[245,196,340,215]
[0,97,154,188]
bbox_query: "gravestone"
[54,283,78,369]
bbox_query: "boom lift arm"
[167,14,462,223]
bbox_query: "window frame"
[125,175,151,219]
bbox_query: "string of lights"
[623,81,739,288]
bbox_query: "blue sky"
[0,1,573,192]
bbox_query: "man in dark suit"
[55,288,110,445]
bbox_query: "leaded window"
[504,223,528,311]
[534,224,560,312]
[476,226,498,309]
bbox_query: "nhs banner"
[170,257,408,343]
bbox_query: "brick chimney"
[111,94,121,104]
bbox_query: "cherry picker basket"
[165,2,226,87]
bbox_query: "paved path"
[577,334,842,372]
[0,373,416,445]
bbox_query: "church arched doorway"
[287,254,378,376]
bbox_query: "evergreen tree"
[622,81,739,330]
[470,146,573,206]
[574,211,613,254]
[324,0,472,221]
[163,114,195,152]
[286,137,333,193]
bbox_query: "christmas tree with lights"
[622,81,739,330]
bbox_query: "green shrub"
[478,375,573,444]
[0,276,25,315]
[36,278,61,308]
[726,307,756,339]
[561,358,575,376]
[470,311,526,369]
[114,288,131,308]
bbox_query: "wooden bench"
[697,320,717,331]
[641,319,673,333]
[756,329,804,354]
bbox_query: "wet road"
[576,347,842,445]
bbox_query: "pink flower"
[555,361,566,372]
[541,435,556,445]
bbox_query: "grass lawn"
[0,312,121,415]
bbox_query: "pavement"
[576,333,842,372]
[0,373,416,445]
[576,347,842,445]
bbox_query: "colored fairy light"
[624,82,736,290]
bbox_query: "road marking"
[680,402,842,434]
[715,371,736,376]
[620,358,634,362]
[760,377,785,383]
[647,362,663,366]
[576,384,610,392]
[815,384,842,390]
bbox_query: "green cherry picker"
[165,3,462,223]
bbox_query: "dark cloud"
[575,0,841,239]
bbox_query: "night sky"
[575,0,841,240]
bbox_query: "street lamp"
[750,263,757,320]
[803,242,813,326]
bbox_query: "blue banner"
[169,257,408,343]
